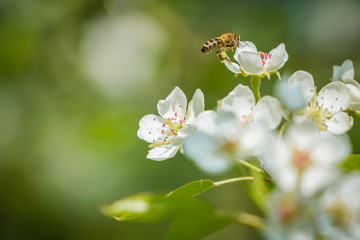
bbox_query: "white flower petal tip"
[146,145,179,161]
[138,87,205,160]
[332,59,354,81]
[331,59,360,112]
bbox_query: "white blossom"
[265,192,316,240]
[222,41,288,79]
[332,59,360,111]
[263,122,351,197]
[220,83,283,129]
[316,174,360,240]
[137,87,204,161]
[184,111,270,174]
[289,70,353,135]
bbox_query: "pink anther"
[261,59,266,66]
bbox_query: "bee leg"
[216,51,231,63]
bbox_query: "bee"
[201,33,240,54]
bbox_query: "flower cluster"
[135,41,360,239]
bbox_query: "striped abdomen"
[201,38,223,53]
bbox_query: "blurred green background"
[1,0,360,239]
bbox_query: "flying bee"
[201,33,240,54]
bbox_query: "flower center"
[240,114,253,125]
[277,195,299,223]
[291,149,311,171]
[300,103,333,132]
[161,110,185,137]
[258,51,272,66]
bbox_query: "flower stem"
[250,75,261,102]
[236,212,265,230]
[237,159,262,173]
[214,177,254,186]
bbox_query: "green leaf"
[340,154,360,171]
[166,179,215,198]
[102,192,234,239]
[167,215,232,240]
[101,193,217,222]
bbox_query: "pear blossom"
[289,70,353,135]
[332,59,360,111]
[184,111,270,174]
[220,83,283,129]
[265,191,316,240]
[263,122,351,197]
[137,87,204,161]
[316,174,360,240]
[221,41,289,79]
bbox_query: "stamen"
[261,59,266,66]
[161,129,165,135]
[162,123,166,127]
[269,53,272,58]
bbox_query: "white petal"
[332,59,354,81]
[274,78,306,112]
[311,132,351,165]
[237,51,264,75]
[300,168,336,197]
[157,86,187,120]
[195,110,218,136]
[344,79,360,110]
[277,167,298,193]
[324,112,353,135]
[184,132,230,174]
[220,84,255,121]
[222,60,241,74]
[137,114,167,143]
[240,123,270,155]
[253,96,283,129]
[234,41,257,58]
[186,89,205,125]
[146,145,179,161]
[288,71,315,103]
[266,43,289,72]
[317,82,350,114]
[286,122,319,151]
